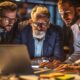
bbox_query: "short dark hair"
[58,0,80,7]
[0,1,17,17]
[72,0,80,7]
[17,2,28,9]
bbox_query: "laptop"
[0,44,34,75]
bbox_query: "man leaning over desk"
[15,5,65,68]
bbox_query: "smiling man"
[0,1,18,43]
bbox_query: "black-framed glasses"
[33,22,49,27]
[2,16,17,23]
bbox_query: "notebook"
[0,44,34,75]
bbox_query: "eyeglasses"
[33,22,49,27]
[2,16,17,23]
[59,10,72,15]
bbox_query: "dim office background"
[1,0,63,27]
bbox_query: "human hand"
[39,59,62,69]
[39,61,54,69]
[52,59,62,68]
[54,64,71,71]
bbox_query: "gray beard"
[33,30,46,39]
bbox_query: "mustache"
[36,29,45,32]
[6,25,13,26]
[65,18,71,21]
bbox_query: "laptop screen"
[0,44,33,75]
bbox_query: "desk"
[32,63,80,80]
[40,73,80,80]
[0,73,80,80]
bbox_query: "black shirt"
[0,26,18,44]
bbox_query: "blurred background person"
[17,2,29,22]
[0,1,18,43]
[15,2,30,31]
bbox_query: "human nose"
[5,18,15,25]
[37,26,42,30]
[9,19,16,25]
[63,13,69,19]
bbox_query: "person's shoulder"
[49,23,62,32]
[20,24,32,34]
[71,23,78,31]
[0,27,5,33]
[18,19,31,31]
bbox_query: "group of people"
[0,0,80,70]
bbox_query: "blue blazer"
[15,24,65,61]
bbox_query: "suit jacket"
[15,24,65,61]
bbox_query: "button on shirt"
[71,23,80,52]
[34,38,45,57]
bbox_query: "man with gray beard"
[15,5,65,68]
